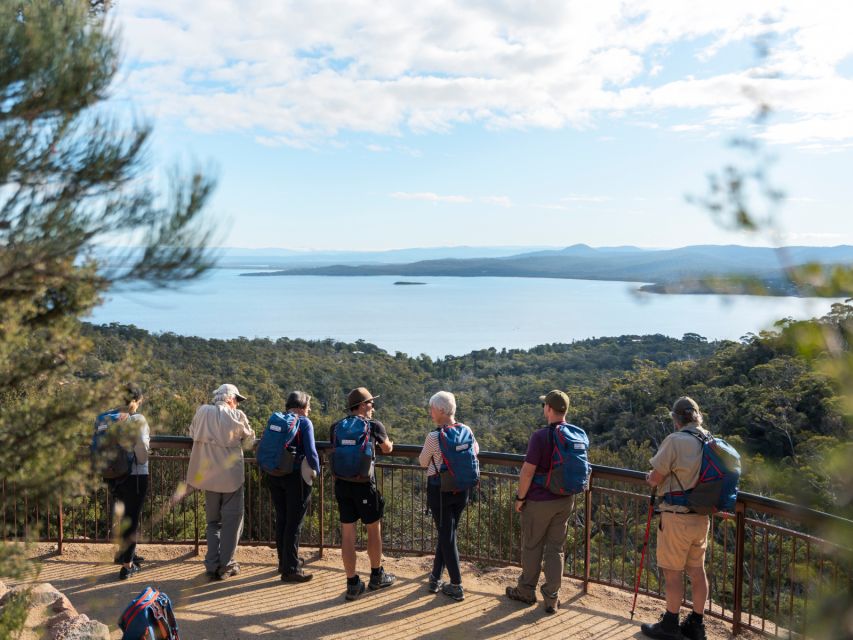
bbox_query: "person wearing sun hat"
[329,386,396,600]
[187,383,255,580]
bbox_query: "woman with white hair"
[418,391,479,602]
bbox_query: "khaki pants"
[516,496,574,606]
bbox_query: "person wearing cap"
[105,383,151,580]
[641,396,711,640]
[187,383,255,580]
[266,390,321,583]
[329,387,395,600]
[505,390,580,614]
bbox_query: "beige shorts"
[656,511,710,571]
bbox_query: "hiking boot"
[441,583,464,601]
[505,586,536,605]
[427,574,444,593]
[368,567,396,591]
[345,577,366,601]
[118,564,139,580]
[640,612,685,640]
[540,585,559,614]
[281,570,313,583]
[680,614,707,640]
[217,563,240,580]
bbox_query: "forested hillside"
[81,301,852,516]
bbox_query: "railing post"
[193,488,200,556]
[583,483,592,593]
[732,500,746,635]
[318,452,325,559]
[57,493,64,555]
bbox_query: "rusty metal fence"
[3,436,851,638]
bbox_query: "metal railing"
[3,436,851,638]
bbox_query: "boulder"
[47,613,110,640]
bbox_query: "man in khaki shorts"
[641,396,709,640]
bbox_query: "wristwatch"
[515,494,526,502]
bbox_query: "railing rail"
[3,435,852,639]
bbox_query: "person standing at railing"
[329,387,395,600]
[259,390,320,583]
[418,391,480,602]
[641,396,710,640]
[96,383,150,581]
[505,389,588,615]
[186,383,255,581]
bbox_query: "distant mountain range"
[240,244,853,297]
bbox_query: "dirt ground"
[12,543,763,639]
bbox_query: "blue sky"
[112,1,853,251]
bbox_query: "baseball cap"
[215,383,247,402]
[539,389,570,414]
[671,396,700,418]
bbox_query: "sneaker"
[544,601,560,615]
[427,574,444,594]
[680,614,706,640]
[281,570,313,583]
[217,563,241,580]
[441,583,464,602]
[118,564,139,580]
[278,557,306,575]
[640,612,684,640]
[505,586,536,605]
[345,577,366,601]
[205,570,218,580]
[368,567,396,591]
[133,554,145,565]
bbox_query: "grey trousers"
[516,495,574,606]
[204,487,245,573]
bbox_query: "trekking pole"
[630,486,657,620]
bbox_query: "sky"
[109,1,853,251]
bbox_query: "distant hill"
[241,244,853,296]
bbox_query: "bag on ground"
[119,585,180,640]
[90,409,134,482]
[257,412,301,476]
[435,423,480,492]
[534,422,591,496]
[330,415,374,481]
[664,431,741,514]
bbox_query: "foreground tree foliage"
[0,0,215,593]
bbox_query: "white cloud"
[390,192,472,203]
[113,0,853,147]
[389,191,511,206]
[482,196,512,207]
[561,194,610,203]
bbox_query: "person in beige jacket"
[187,383,255,580]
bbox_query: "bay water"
[89,270,843,358]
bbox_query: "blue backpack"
[664,430,741,514]
[533,423,591,496]
[331,416,374,482]
[256,412,301,476]
[431,423,480,492]
[119,585,180,640]
[90,409,134,481]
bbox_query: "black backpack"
[90,409,135,481]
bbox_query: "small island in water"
[394,281,427,285]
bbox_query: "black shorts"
[334,480,385,525]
